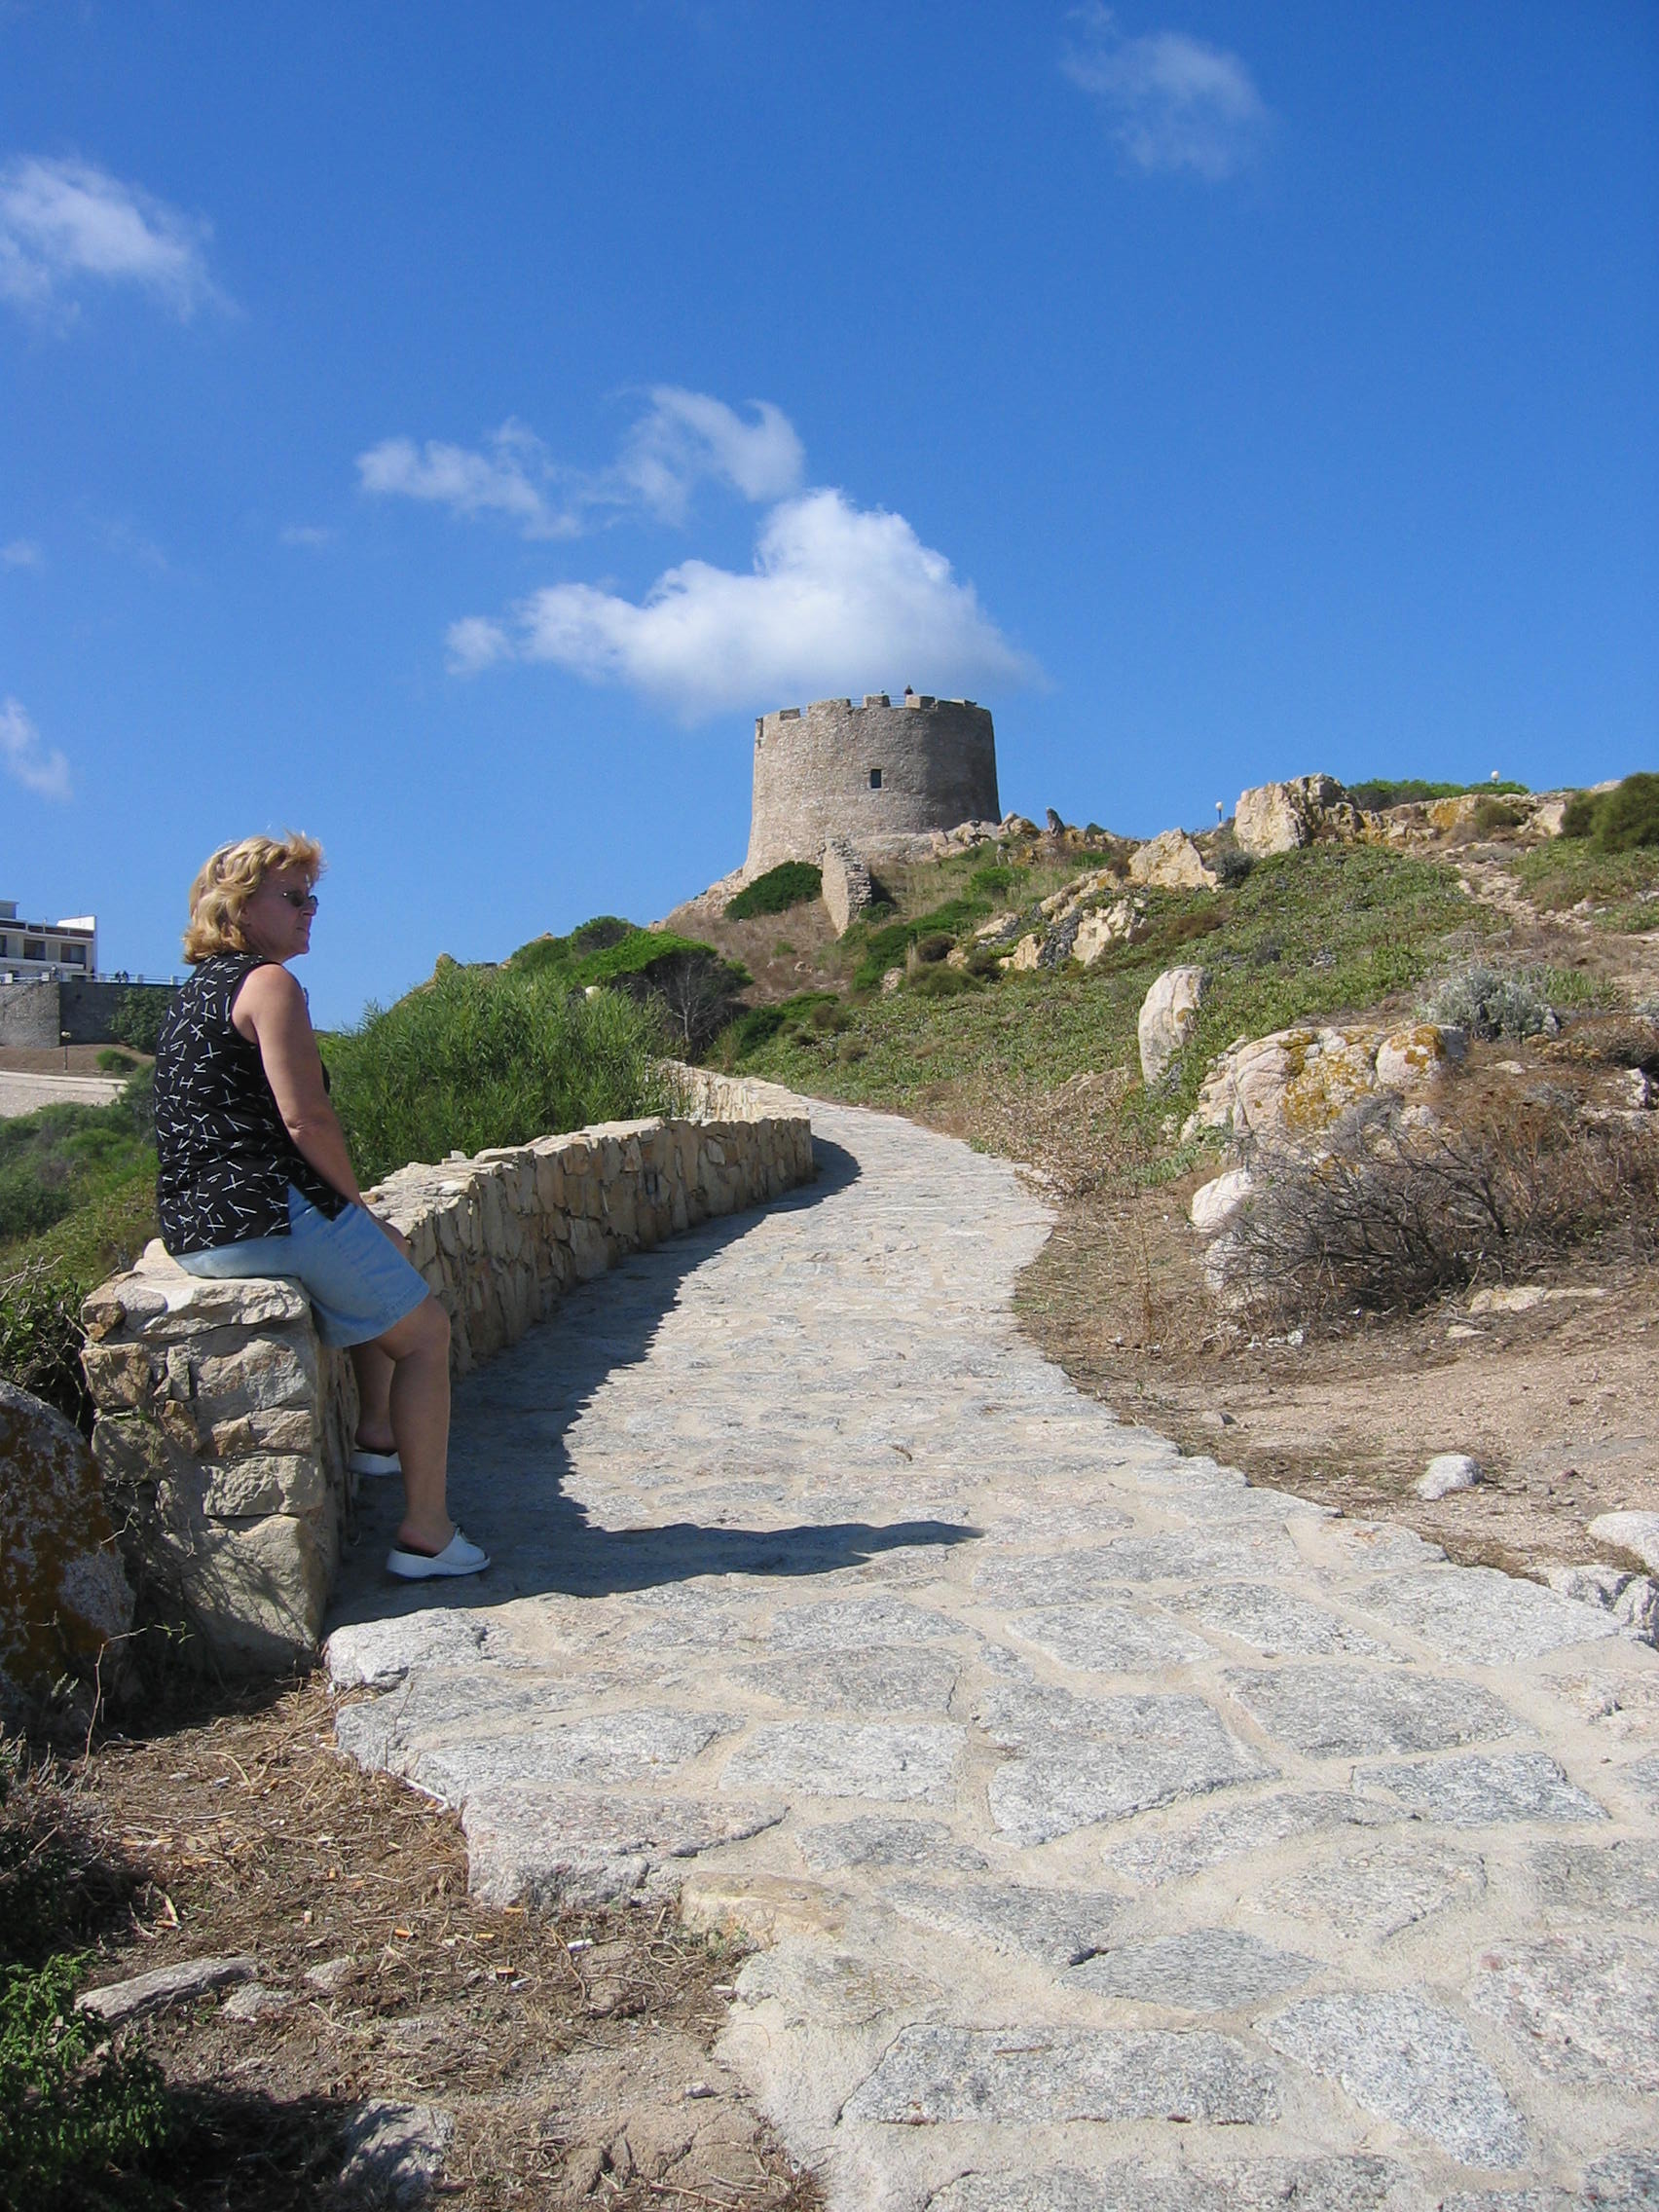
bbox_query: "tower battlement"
[745,693,1000,877]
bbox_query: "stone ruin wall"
[744,694,1000,878]
[80,1072,814,1674]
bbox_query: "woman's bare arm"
[233,965,364,1206]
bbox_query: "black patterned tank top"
[153,953,348,1255]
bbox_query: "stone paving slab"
[326,1096,1659,2209]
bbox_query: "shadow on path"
[326,1131,978,1631]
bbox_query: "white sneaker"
[386,1530,491,1580]
[350,1447,401,1477]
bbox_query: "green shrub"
[969,864,1016,898]
[905,963,978,1000]
[0,1269,93,1429]
[1420,963,1560,1040]
[0,1160,75,1244]
[1592,771,1659,852]
[1470,795,1524,835]
[323,966,676,1188]
[93,1051,138,1076]
[103,987,168,1056]
[0,1955,171,2208]
[911,933,954,966]
[1347,777,1529,810]
[724,862,823,920]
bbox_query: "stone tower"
[744,693,1000,878]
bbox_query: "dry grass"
[1215,1089,1659,1333]
[5,1681,820,2210]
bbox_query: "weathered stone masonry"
[745,693,1000,877]
[80,1075,814,1672]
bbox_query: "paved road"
[0,1068,126,1118]
[327,1098,1659,2210]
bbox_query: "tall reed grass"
[324,964,676,1189]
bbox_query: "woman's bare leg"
[350,1343,396,1453]
[372,1296,454,1553]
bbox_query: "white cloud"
[0,155,220,319]
[616,388,805,523]
[360,389,805,539]
[445,615,514,674]
[279,524,333,549]
[0,696,71,800]
[356,420,577,539]
[1063,7,1269,179]
[450,486,1031,719]
[1,538,41,567]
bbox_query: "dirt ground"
[15,1680,818,2210]
[1017,1186,1658,1584]
[0,1042,149,1077]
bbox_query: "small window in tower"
[868,767,882,790]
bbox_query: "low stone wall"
[80,1078,813,1672]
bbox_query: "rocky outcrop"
[80,1083,815,1674]
[1234,775,1377,857]
[1128,830,1218,892]
[1185,1022,1466,1140]
[820,839,873,937]
[0,1379,133,1714]
[1073,899,1148,967]
[1138,967,1208,1086]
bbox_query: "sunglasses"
[277,888,319,912]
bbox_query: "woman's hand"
[233,964,365,1205]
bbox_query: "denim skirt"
[174,1186,429,1348]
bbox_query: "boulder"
[1186,1025,1378,1139]
[1417,1454,1483,1500]
[1375,1023,1466,1089]
[1588,1513,1659,1575]
[1005,935,1043,972]
[1189,1167,1255,1236]
[821,839,873,938]
[1128,829,1218,892]
[1073,900,1148,968]
[1138,967,1208,1086]
[0,1379,133,1714]
[1234,775,1374,858]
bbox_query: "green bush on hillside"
[1346,777,1529,810]
[104,987,168,1056]
[0,1269,92,1429]
[0,1076,158,1295]
[1562,772,1659,853]
[323,963,677,1189]
[724,862,823,920]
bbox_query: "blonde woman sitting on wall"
[151,833,488,1582]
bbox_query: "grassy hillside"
[705,830,1637,1187]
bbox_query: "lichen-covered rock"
[1138,967,1208,1085]
[1234,775,1375,857]
[1127,830,1217,892]
[0,1378,132,1713]
[1187,1024,1376,1137]
[1073,900,1148,967]
[1375,1021,1466,1088]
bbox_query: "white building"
[0,900,98,981]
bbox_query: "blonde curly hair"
[182,832,324,963]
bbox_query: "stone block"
[1260,1989,1528,2166]
[1069,1928,1312,2010]
[843,2023,1279,2126]
[1223,1664,1518,1759]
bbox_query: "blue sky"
[3,2,1655,1027]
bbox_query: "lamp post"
[60,1026,71,1073]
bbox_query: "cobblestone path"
[327,1099,1659,2210]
